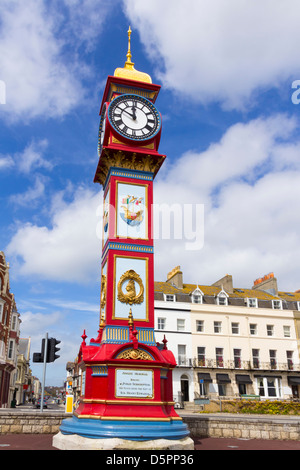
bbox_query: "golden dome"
[114,27,152,84]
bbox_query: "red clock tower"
[54,28,192,450]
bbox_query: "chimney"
[166,266,183,289]
[252,272,278,295]
[212,274,233,294]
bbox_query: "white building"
[154,267,300,403]
[155,298,194,404]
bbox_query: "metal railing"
[175,357,300,371]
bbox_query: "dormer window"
[272,300,282,310]
[164,294,175,302]
[191,287,203,304]
[247,298,258,308]
[217,290,228,306]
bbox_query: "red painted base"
[75,332,181,424]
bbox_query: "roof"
[154,281,300,303]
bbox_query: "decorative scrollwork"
[117,348,152,361]
[117,269,144,305]
[100,274,107,310]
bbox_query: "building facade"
[154,267,300,403]
[0,251,22,407]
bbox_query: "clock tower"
[54,28,193,450]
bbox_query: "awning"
[198,373,212,383]
[288,376,300,385]
[216,373,231,383]
[235,374,253,384]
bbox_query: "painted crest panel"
[116,182,147,239]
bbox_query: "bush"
[223,400,300,415]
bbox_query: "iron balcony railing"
[182,357,300,371]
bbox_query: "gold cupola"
[114,26,152,84]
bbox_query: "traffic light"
[33,338,48,362]
[32,337,60,363]
[33,352,43,362]
[47,337,61,362]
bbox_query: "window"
[269,350,277,369]
[257,377,281,398]
[177,319,185,331]
[192,288,203,304]
[250,323,257,335]
[267,325,274,336]
[165,294,175,302]
[216,348,224,367]
[196,320,204,332]
[178,345,186,365]
[0,303,3,322]
[217,295,228,306]
[252,349,260,368]
[283,325,291,337]
[214,321,222,333]
[272,300,282,310]
[247,298,257,308]
[11,315,17,331]
[233,349,241,368]
[287,351,294,370]
[8,340,14,359]
[218,383,227,396]
[192,294,202,304]
[157,318,166,330]
[197,347,205,366]
[231,322,239,334]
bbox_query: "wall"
[182,414,300,441]
[0,411,66,434]
[1,411,300,441]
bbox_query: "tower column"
[53,28,193,450]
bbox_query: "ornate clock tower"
[54,28,192,450]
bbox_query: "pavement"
[1,433,300,451]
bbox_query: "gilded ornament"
[117,348,152,361]
[100,274,107,310]
[117,269,144,305]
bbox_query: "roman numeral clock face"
[108,94,161,142]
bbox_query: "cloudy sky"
[1,0,300,385]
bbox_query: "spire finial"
[114,26,152,83]
[125,26,134,69]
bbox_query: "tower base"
[53,432,194,450]
[52,415,193,450]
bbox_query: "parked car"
[35,397,47,409]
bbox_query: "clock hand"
[131,100,137,120]
[116,105,135,119]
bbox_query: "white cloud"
[6,186,102,282]
[0,155,14,170]
[9,175,46,207]
[0,0,112,121]
[16,139,51,175]
[20,310,63,337]
[124,0,300,109]
[153,114,300,291]
[6,113,300,292]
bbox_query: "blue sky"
[1,0,300,385]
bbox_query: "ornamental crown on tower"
[114,26,152,84]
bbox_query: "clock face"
[98,103,107,156]
[108,94,161,141]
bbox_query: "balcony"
[176,355,193,367]
[192,358,300,372]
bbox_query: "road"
[1,433,300,451]
[12,398,64,412]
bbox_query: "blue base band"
[60,416,190,441]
